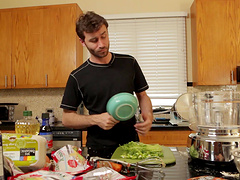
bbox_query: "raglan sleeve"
[60,74,82,111]
[133,59,149,93]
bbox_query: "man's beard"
[86,44,110,59]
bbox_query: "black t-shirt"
[60,53,149,149]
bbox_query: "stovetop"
[164,147,240,180]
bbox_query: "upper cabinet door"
[11,8,46,88]
[43,4,83,88]
[0,11,12,89]
[191,0,237,85]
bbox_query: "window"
[104,12,187,107]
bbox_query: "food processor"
[184,91,240,163]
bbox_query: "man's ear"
[79,38,85,46]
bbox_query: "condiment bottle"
[15,111,40,135]
[46,109,55,127]
[39,113,53,158]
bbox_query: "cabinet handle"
[13,75,16,87]
[231,70,234,84]
[4,75,7,88]
[45,74,48,87]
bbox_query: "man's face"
[83,25,110,58]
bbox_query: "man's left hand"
[134,117,152,136]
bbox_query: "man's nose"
[98,39,105,47]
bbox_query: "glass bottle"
[15,111,29,134]
[15,111,40,135]
[27,111,40,135]
[39,113,53,158]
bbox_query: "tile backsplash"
[0,85,239,121]
[0,88,64,121]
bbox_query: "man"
[60,11,153,158]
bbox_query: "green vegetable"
[189,145,199,158]
[119,141,164,159]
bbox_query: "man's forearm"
[136,92,153,122]
[62,110,97,129]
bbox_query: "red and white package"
[75,167,136,180]
[52,144,93,174]
[8,169,76,180]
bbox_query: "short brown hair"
[76,11,108,41]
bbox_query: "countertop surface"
[0,121,15,130]
[164,147,239,180]
[0,121,191,131]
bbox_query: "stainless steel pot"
[187,126,240,162]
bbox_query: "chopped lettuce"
[120,141,164,159]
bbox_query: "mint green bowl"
[106,93,138,121]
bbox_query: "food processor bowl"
[189,91,240,130]
[184,91,240,163]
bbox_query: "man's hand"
[134,115,152,136]
[62,110,119,130]
[95,112,120,130]
[135,91,153,136]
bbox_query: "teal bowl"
[106,93,138,121]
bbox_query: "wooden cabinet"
[82,131,87,147]
[139,129,192,147]
[11,8,46,88]
[1,130,15,134]
[0,4,82,89]
[237,0,240,66]
[191,0,238,86]
[43,4,82,88]
[0,11,12,89]
[82,129,193,147]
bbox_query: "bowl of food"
[106,92,138,121]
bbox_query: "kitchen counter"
[0,121,191,131]
[151,123,190,130]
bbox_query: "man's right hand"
[95,112,120,130]
[62,110,119,130]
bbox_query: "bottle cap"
[23,111,28,116]
[42,113,49,119]
[28,111,32,116]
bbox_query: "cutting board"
[111,145,176,165]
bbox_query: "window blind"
[106,14,187,107]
